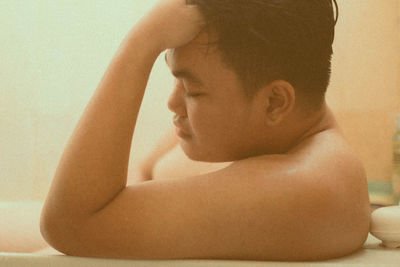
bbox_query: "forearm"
[41,0,205,239]
[42,26,162,224]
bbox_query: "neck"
[287,102,336,152]
[237,101,337,159]
[259,101,336,155]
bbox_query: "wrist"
[117,25,164,65]
[129,20,168,54]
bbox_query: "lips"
[173,116,191,136]
[175,127,191,138]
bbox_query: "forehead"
[165,30,222,71]
[166,32,255,110]
[165,30,246,93]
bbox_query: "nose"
[167,80,187,117]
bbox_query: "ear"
[263,80,296,126]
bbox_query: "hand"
[135,0,206,51]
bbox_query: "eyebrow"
[165,53,203,85]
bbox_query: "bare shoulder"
[289,127,371,222]
[289,128,371,246]
[289,127,370,195]
[226,127,371,257]
[54,130,370,261]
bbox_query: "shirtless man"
[40,0,371,261]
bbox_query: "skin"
[40,0,371,261]
[164,30,331,162]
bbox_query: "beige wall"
[0,0,169,201]
[326,0,400,182]
[0,0,399,201]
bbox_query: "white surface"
[370,205,400,248]
[1,234,399,266]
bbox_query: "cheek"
[189,104,238,141]
[187,104,213,133]
[186,103,215,135]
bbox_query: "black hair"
[189,0,339,111]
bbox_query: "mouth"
[173,117,191,138]
[175,127,191,138]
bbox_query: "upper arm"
[49,156,370,261]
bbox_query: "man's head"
[166,0,338,162]
[189,0,338,112]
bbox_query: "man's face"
[166,31,264,162]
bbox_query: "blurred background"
[0,0,399,254]
[0,0,399,204]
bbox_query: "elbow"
[40,206,85,256]
[40,207,67,254]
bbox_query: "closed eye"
[185,93,203,98]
